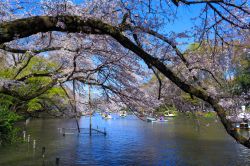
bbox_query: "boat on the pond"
[231,105,250,131]
[164,112,177,117]
[165,113,176,117]
[234,122,250,131]
[147,116,168,123]
[119,111,127,117]
[102,112,112,119]
[155,116,168,123]
[153,120,168,123]
[147,117,156,122]
[240,122,249,129]
[153,119,168,123]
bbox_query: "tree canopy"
[0,0,249,148]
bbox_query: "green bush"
[0,107,22,145]
[203,112,216,119]
[155,104,178,116]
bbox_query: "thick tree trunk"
[0,16,249,148]
[0,78,57,101]
[0,79,24,98]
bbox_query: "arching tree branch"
[0,16,249,148]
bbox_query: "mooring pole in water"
[23,131,26,141]
[89,113,92,136]
[75,118,80,133]
[56,157,60,166]
[58,128,62,134]
[73,80,81,133]
[104,128,107,136]
[62,128,65,136]
[25,117,30,126]
[88,83,92,136]
[42,147,45,158]
[33,140,36,149]
[27,135,30,143]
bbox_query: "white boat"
[165,113,176,117]
[105,114,112,119]
[102,113,112,119]
[153,116,168,123]
[119,111,127,117]
[152,119,168,123]
[147,117,156,122]
[234,122,250,130]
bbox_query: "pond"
[0,114,249,166]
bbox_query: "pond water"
[0,114,249,166]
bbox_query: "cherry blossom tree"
[0,0,249,148]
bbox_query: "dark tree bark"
[0,78,57,101]
[0,16,249,148]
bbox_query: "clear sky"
[10,0,214,98]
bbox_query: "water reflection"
[0,115,249,166]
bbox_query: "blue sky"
[13,1,216,91]
[164,5,204,32]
